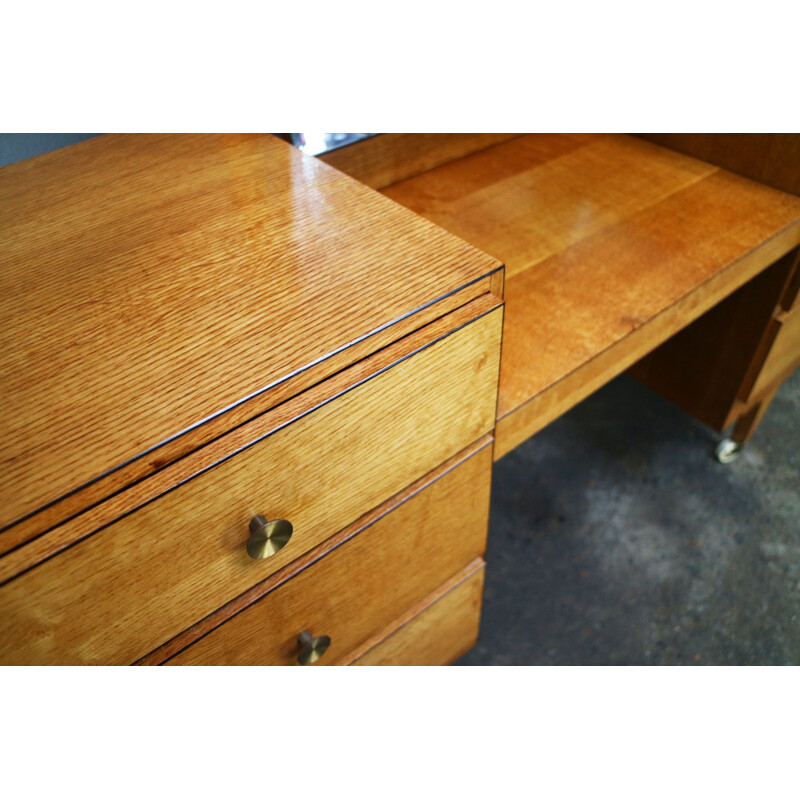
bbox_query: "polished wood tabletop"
[0,134,500,533]
[384,134,800,456]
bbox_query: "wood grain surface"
[165,449,492,666]
[348,560,484,666]
[0,275,497,552]
[385,134,716,281]
[0,306,502,665]
[0,133,501,533]
[138,436,493,665]
[0,296,501,582]
[382,134,800,456]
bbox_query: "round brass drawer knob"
[246,515,293,559]
[297,630,331,665]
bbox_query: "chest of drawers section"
[163,439,493,666]
[0,134,504,665]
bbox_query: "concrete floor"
[457,369,800,665]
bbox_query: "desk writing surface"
[383,134,800,453]
[0,133,500,532]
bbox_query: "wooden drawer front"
[747,305,800,401]
[0,310,501,666]
[350,561,484,666]
[166,447,492,665]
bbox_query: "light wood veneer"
[166,445,492,666]
[381,134,800,457]
[0,133,501,536]
[0,305,501,665]
[9,131,796,667]
[0,295,501,581]
[0,275,496,554]
[349,561,485,666]
[137,438,493,665]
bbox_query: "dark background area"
[0,133,101,168]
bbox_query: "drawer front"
[350,562,485,666]
[0,309,501,665]
[166,446,492,665]
[748,305,800,401]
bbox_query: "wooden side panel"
[319,133,523,190]
[350,562,484,667]
[629,250,798,431]
[166,453,492,666]
[746,305,800,402]
[635,134,800,196]
[0,308,502,665]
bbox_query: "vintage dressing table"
[1,133,798,664]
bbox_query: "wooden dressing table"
[1,132,798,665]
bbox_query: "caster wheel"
[715,438,743,464]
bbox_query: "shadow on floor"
[457,370,800,665]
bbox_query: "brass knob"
[297,630,331,665]
[246,515,293,559]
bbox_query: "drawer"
[0,307,501,665]
[746,304,800,401]
[165,445,493,665]
[349,561,485,666]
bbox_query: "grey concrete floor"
[457,369,800,665]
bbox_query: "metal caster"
[715,438,743,464]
